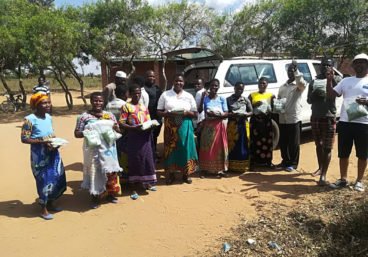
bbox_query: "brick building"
[101,57,189,90]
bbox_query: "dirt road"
[0,91,356,257]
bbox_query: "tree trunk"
[0,64,12,95]
[67,60,87,106]
[127,54,136,79]
[162,55,168,90]
[17,64,26,108]
[51,67,73,110]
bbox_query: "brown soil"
[0,91,360,257]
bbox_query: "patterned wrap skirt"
[250,114,273,164]
[199,119,228,173]
[164,116,197,175]
[30,144,66,205]
[227,118,250,172]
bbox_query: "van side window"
[313,63,321,77]
[225,63,276,87]
[286,63,312,83]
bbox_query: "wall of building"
[101,60,181,90]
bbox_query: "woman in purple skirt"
[119,84,157,200]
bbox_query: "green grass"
[0,76,102,94]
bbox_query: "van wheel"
[271,119,280,150]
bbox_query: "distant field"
[0,77,102,94]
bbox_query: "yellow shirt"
[250,92,273,104]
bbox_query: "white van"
[165,48,343,146]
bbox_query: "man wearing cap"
[307,58,342,186]
[327,53,368,192]
[103,71,127,107]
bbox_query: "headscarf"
[30,93,49,109]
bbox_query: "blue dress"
[21,114,66,205]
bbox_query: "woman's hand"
[113,123,121,133]
[133,124,143,131]
[201,90,208,99]
[253,101,262,107]
[356,96,367,106]
[184,110,197,118]
[74,130,84,138]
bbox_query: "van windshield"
[224,63,277,87]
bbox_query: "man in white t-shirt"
[194,78,206,153]
[327,53,368,192]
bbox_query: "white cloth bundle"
[47,137,69,148]
[141,119,160,130]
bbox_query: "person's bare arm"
[326,70,340,99]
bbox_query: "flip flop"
[148,186,157,191]
[130,193,139,200]
[285,167,295,172]
[40,213,54,220]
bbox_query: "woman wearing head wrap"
[21,93,67,220]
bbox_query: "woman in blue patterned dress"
[21,93,66,220]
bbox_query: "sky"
[54,0,249,13]
[55,0,251,75]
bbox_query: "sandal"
[218,171,228,178]
[130,193,139,200]
[40,213,54,220]
[183,176,192,184]
[108,195,118,203]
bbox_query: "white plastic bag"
[344,98,368,121]
[312,79,327,94]
[232,105,248,115]
[102,129,122,145]
[273,98,286,113]
[253,100,271,115]
[83,130,101,147]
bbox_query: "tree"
[201,13,236,58]
[23,7,85,109]
[0,0,36,105]
[325,0,368,64]
[82,0,145,77]
[139,2,212,89]
[28,0,54,9]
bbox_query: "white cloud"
[72,57,101,75]
[144,0,247,11]
[145,0,170,6]
[205,0,240,10]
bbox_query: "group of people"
[21,53,368,220]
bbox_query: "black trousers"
[152,122,162,154]
[279,122,301,168]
